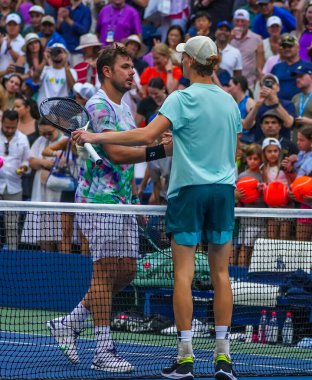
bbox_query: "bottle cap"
[272,311,277,316]
[286,312,292,317]
[261,310,267,315]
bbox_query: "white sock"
[95,325,114,355]
[215,326,230,359]
[177,330,193,342]
[63,302,90,331]
[177,331,194,361]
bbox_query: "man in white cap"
[72,35,241,380]
[0,13,25,77]
[23,5,45,36]
[231,8,264,90]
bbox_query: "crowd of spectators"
[1,0,312,259]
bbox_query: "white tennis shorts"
[77,213,139,261]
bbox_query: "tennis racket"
[39,97,103,165]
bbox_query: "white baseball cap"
[262,137,281,151]
[29,5,45,15]
[73,83,97,100]
[51,42,68,53]
[6,13,22,24]
[233,9,250,21]
[267,15,282,28]
[176,36,218,65]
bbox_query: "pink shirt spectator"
[96,3,142,46]
[231,29,263,87]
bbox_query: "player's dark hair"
[97,44,133,83]
[190,55,220,77]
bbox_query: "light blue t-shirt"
[159,83,242,198]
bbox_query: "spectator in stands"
[244,73,296,141]
[56,0,91,66]
[23,5,44,36]
[187,11,215,40]
[253,0,296,38]
[263,15,282,62]
[74,33,102,85]
[0,0,14,34]
[259,109,299,156]
[215,20,243,77]
[262,137,292,239]
[0,73,23,109]
[15,33,45,82]
[271,33,307,100]
[294,0,312,61]
[33,42,77,107]
[140,43,182,95]
[72,82,97,106]
[231,9,264,89]
[228,75,256,143]
[165,25,185,65]
[135,77,167,127]
[123,34,148,75]
[96,0,142,46]
[233,0,259,28]
[191,0,235,32]
[0,13,25,78]
[235,143,265,267]
[291,62,312,144]
[38,15,66,49]
[289,0,300,15]
[13,95,39,200]
[22,117,65,251]
[0,109,29,250]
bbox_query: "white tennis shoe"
[47,317,80,364]
[91,346,135,373]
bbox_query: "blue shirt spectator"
[38,16,67,48]
[253,1,296,39]
[57,1,91,53]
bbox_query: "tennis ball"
[263,181,289,207]
[236,176,260,204]
[291,176,312,203]
[0,157,3,168]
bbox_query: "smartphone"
[14,65,25,74]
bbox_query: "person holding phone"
[243,73,296,142]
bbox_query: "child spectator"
[282,126,312,241]
[262,137,292,239]
[236,143,266,266]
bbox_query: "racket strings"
[40,98,89,132]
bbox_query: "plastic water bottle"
[258,309,268,343]
[282,312,293,346]
[245,325,253,343]
[267,311,278,345]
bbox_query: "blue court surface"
[0,330,311,379]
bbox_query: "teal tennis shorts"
[166,184,235,245]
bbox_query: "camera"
[50,47,63,57]
[263,78,274,89]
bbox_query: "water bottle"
[258,309,268,343]
[245,325,253,343]
[282,312,293,346]
[267,311,278,345]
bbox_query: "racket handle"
[84,143,103,165]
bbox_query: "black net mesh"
[39,98,89,133]
[0,203,311,379]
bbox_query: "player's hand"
[161,131,172,145]
[72,130,98,145]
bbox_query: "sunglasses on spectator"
[4,142,9,155]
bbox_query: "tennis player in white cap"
[73,36,242,380]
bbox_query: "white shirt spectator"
[219,44,243,77]
[37,66,78,106]
[0,129,30,194]
[0,34,25,71]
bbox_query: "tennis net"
[0,201,311,379]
